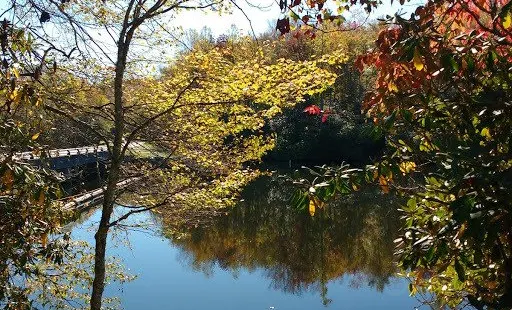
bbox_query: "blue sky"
[172,0,423,36]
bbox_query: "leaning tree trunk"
[89,157,121,310]
[89,36,129,310]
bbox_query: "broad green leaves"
[292,1,512,308]
[359,1,512,308]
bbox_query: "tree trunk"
[89,39,128,310]
[89,160,121,310]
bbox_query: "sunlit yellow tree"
[115,40,345,231]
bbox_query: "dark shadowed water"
[70,175,427,310]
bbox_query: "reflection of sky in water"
[71,206,425,310]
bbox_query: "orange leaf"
[379,176,390,193]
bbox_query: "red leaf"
[304,105,321,115]
[321,109,331,122]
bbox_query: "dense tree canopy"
[292,0,512,308]
[167,26,384,165]
[261,25,383,164]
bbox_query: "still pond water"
[70,175,426,310]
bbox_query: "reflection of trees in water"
[166,174,403,304]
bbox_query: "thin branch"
[121,76,197,155]
[230,0,258,41]
[0,4,15,19]
[108,196,171,227]
[43,103,109,150]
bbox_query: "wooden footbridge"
[16,145,137,211]
[16,145,110,171]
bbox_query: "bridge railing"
[16,145,109,161]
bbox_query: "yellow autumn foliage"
[118,39,347,225]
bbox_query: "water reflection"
[167,175,403,305]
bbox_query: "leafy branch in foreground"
[290,0,512,308]
[0,21,78,309]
